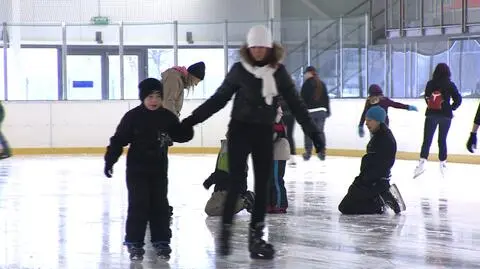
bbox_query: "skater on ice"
[413,63,462,178]
[203,137,255,216]
[300,65,330,161]
[103,78,194,261]
[181,24,324,259]
[358,84,417,138]
[338,106,405,215]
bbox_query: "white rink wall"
[4,98,480,156]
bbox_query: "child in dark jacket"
[339,106,405,215]
[203,138,255,216]
[104,78,193,261]
[358,84,418,137]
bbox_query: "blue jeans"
[420,115,452,161]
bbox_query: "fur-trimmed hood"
[239,42,285,67]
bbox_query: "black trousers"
[125,167,172,244]
[283,115,296,155]
[420,115,452,161]
[222,120,273,228]
[268,160,288,208]
[338,177,389,215]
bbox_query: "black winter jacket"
[104,105,192,171]
[300,77,330,114]
[424,78,462,118]
[186,44,318,135]
[359,124,397,183]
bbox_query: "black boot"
[153,241,172,259]
[217,223,232,256]
[249,222,275,259]
[242,191,255,213]
[124,242,145,261]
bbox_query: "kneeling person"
[338,106,405,215]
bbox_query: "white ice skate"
[439,161,447,177]
[288,155,297,167]
[413,159,426,179]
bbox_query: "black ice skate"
[249,222,275,259]
[217,223,232,256]
[243,191,255,213]
[389,184,406,212]
[380,185,405,214]
[153,242,172,259]
[125,243,145,261]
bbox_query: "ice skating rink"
[0,154,479,269]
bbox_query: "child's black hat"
[138,78,163,101]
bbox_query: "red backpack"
[427,90,444,110]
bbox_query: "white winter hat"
[247,25,273,48]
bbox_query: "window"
[0,47,4,100]
[7,48,58,100]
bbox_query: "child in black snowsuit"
[203,138,255,216]
[339,106,405,215]
[104,78,194,261]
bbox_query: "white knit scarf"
[240,60,278,105]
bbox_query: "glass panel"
[7,48,58,100]
[405,0,422,28]
[109,55,139,100]
[178,48,225,99]
[424,0,443,26]
[443,0,462,25]
[391,43,407,98]
[0,46,4,100]
[227,21,268,47]
[148,49,174,78]
[467,0,480,24]
[449,39,480,97]
[282,19,309,76]
[416,40,448,97]
[341,16,366,98]
[368,45,387,93]
[178,23,223,46]
[66,55,102,100]
[66,25,119,47]
[227,48,240,71]
[387,0,401,29]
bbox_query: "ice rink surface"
[0,154,479,269]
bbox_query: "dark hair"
[432,63,451,80]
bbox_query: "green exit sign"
[91,16,110,25]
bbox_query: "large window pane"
[148,49,174,79]
[66,55,102,100]
[178,48,225,99]
[7,48,58,100]
[449,39,480,97]
[109,55,139,100]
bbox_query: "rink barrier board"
[9,147,480,164]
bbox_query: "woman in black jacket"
[300,66,330,161]
[182,25,323,259]
[413,63,462,178]
[466,101,479,153]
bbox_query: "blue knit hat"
[366,106,386,123]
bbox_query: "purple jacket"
[359,97,409,126]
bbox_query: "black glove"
[467,132,477,153]
[104,163,113,178]
[180,121,194,141]
[309,131,325,153]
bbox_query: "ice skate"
[439,161,447,177]
[302,152,311,161]
[153,242,172,259]
[125,243,145,261]
[288,155,297,167]
[249,222,275,259]
[243,191,255,213]
[217,223,232,256]
[380,185,405,214]
[413,159,426,179]
[317,151,326,161]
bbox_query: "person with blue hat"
[338,106,405,215]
